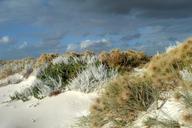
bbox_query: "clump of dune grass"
[88,74,158,127]
[98,49,150,72]
[68,64,118,93]
[38,61,86,89]
[144,117,180,128]
[38,54,103,91]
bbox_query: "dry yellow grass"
[87,38,192,127]
[145,38,192,89]
[89,74,157,128]
[36,53,58,66]
[98,49,150,71]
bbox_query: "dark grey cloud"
[57,0,192,18]
[0,0,192,59]
[0,0,191,28]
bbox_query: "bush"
[88,75,158,127]
[38,54,102,90]
[98,49,150,72]
[68,64,118,93]
[38,62,87,89]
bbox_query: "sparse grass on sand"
[0,57,36,80]
[5,38,192,128]
[76,38,192,128]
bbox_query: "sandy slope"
[0,75,36,103]
[0,76,97,128]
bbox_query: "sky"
[0,0,192,60]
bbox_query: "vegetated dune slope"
[0,55,101,128]
[0,49,149,128]
[85,38,192,128]
[3,39,190,128]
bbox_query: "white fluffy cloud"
[80,39,111,49]
[0,36,12,44]
[66,43,79,51]
[66,39,111,51]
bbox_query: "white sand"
[0,76,97,128]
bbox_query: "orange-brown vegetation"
[146,38,192,89]
[36,53,58,66]
[98,49,150,72]
[89,74,157,128]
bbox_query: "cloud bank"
[0,0,192,59]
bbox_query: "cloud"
[66,43,79,51]
[18,41,28,49]
[0,36,12,44]
[0,0,192,59]
[66,39,111,52]
[0,0,191,29]
[80,39,111,49]
[48,0,192,18]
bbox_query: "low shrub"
[98,49,150,72]
[38,62,87,89]
[88,74,158,127]
[68,64,118,93]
